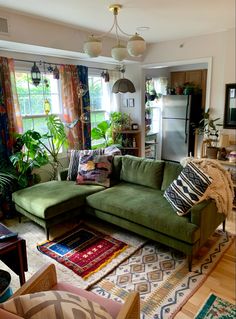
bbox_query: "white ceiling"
[0,0,235,43]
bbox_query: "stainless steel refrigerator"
[161,94,202,162]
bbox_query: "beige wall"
[142,29,236,140]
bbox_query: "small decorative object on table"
[132,123,139,130]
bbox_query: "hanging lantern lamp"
[31,62,41,86]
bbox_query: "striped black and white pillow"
[164,161,212,216]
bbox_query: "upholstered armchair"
[0,263,140,319]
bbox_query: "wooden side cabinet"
[113,130,141,157]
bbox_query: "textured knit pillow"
[0,290,112,319]
[164,161,212,216]
[76,154,113,187]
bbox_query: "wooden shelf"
[113,130,141,157]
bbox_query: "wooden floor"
[175,211,236,318]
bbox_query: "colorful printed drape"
[60,64,91,150]
[0,57,22,164]
[77,65,91,149]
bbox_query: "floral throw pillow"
[76,154,113,187]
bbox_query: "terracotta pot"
[206,146,219,159]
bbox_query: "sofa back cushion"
[161,161,183,191]
[120,155,164,189]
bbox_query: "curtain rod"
[13,58,116,72]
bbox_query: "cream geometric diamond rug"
[90,230,234,319]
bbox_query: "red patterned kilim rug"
[37,224,128,279]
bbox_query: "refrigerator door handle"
[184,95,190,143]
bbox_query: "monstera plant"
[10,114,68,186]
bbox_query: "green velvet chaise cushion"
[86,182,200,244]
[120,155,165,189]
[12,181,104,220]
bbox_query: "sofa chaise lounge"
[12,155,226,270]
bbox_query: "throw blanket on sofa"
[181,158,234,218]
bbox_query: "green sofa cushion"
[86,182,200,244]
[12,181,104,220]
[120,155,164,189]
[161,161,183,191]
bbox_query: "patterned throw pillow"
[0,290,112,319]
[67,149,105,181]
[164,161,212,216]
[76,154,113,187]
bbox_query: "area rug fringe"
[83,245,128,280]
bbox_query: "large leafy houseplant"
[10,115,68,186]
[91,120,113,149]
[198,109,222,147]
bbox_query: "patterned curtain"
[60,64,91,150]
[77,65,91,149]
[0,57,22,163]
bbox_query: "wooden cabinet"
[112,130,141,157]
[170,69,207,108]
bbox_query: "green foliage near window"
[110,112,131,131]
[91,120,113,148]
[10,115,68,187]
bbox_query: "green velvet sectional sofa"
[12,155,225,270]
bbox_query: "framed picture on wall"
[224,83,236,129]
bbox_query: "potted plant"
[197,109,222,158]
[110,112,131,131]
[10,114,68,185]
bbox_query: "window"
[15,70,62,134]
[88,73,110,131]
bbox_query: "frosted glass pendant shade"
[83,36,102,57]
[111,43,127,61]
[127,33,146,57]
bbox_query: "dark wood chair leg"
[222,220,226,232]
[188,255,192,272]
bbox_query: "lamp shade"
[83,36,102,58]
[112,78,136,93]
[111,43,127,61]
[127,33,146,57]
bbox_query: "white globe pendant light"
[127,33,146,57]
[83,36,102,58]
[111,43,127,61]
[83,4,146,61]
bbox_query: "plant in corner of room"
[10,114,68,186]
[196,109,222,158]
[91,120,113,149]
[110,112,131,131]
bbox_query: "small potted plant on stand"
[197,109,222,159]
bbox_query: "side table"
[0,223,28,286]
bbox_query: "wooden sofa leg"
[222,220,226,232]
[46,228,50,240]
[18,213,21,223]
[188,255,192,272]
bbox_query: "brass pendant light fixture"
[84,4,146,62]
